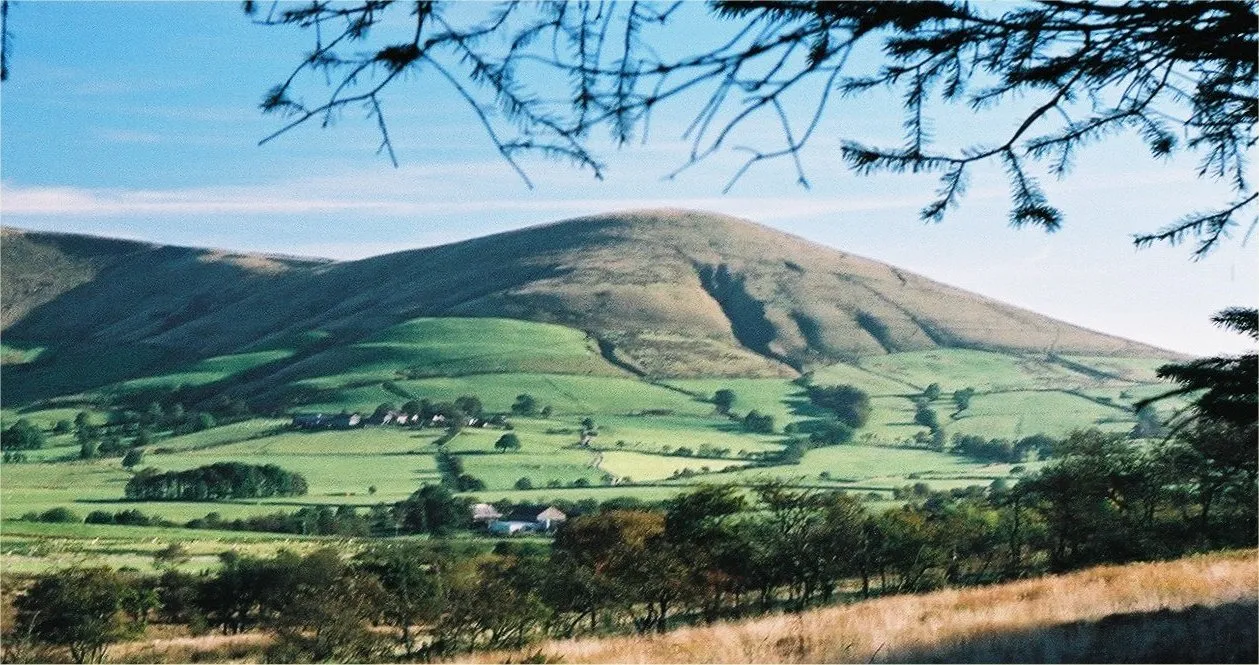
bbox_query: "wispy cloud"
[0,171,922,221]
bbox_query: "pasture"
[275,317,621,387]
[101,350,294,395]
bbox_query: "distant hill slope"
[1,210,1173,399]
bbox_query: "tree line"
[123,463,308,501]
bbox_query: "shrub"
[38,507,80,523]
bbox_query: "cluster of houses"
[290,412,362,429]
[472,503,568,535]
[290,410,496,430]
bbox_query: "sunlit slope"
[261,317,624,388]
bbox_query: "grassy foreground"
[474,550,1257,664]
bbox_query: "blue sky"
[1,1,1254,356]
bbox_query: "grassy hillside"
[477,550,1257,664]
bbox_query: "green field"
[599,450,752,481]
[948,390,1133,438]
[101,349,295,394]
[854,349,1101,392]
[278,317,621,387]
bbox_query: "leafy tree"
[356,544,445,657]
[553,509,688,633]
[712,389,736,414]
[806,384,872,429]
[166,402,186,427]
[753,481,869,608]
[741,410,775,434]
[2,418,45,450]
[914,402,940,431]
[923,383,942,401]
[372,402,398,420]
[78,436,98,460]
[514,477,533,491]
[53,419,73,434]
[14,567,141,663]
[264,549,389,663]
[121,447,145,470]
[141,402,163,426]
[399,484,468,535]
[456,474,487,491]
[193,412,216,431]
[98,435,126,457]
[495,433,522,453]
[1021,429,1162,570]
[432,555,551,653]
[809,419,855,446]
[511,394,538,417]
[454,395,484,419]
[952,387,977,412]
[197,551,291,634]
[248,2,1255,254]
[1159,419,1257,545]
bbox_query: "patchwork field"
[1,312,1180,572]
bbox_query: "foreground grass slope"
[478,550,1257,664]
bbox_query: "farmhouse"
[488,505,567,535]
[471,502,503,525]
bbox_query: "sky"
[1,1,1254,357]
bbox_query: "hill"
[1,210,1173,403]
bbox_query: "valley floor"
[470,549,1257,664]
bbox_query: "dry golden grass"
[478,549,1257,664]
[109,631,271,664]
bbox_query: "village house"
[487,505,567,535]
[470,502,502,526]
[367,410,416,426]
